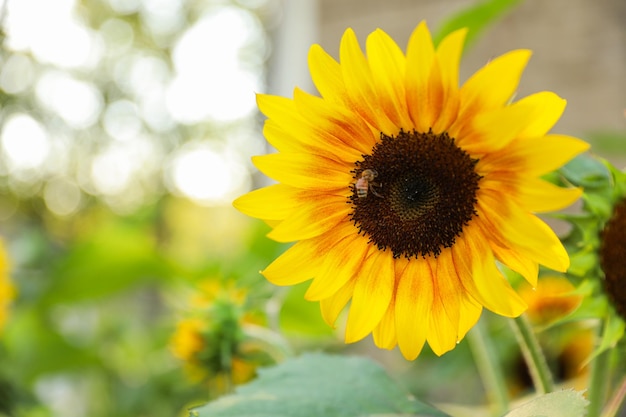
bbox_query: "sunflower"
[234,21,589,360]
[599,197,626,320]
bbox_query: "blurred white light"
[5,0,101,69]
[167,145,250,205]
[166,71,258,124]
[139,90,176,132]
[100,18,135,54]
[1,113,50,170]
[91,148,134,195]
[103,100,142,141]
[0,53,36,94]
[36,71,103,129]
[107,0,141,14]
[141,0,185,41]
[128,55,170,96]
[44,177,82,216]
[165,7,262,123]
[35,376,87,417]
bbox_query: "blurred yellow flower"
[0,239,15,332]
[169,279,259,390]
[171,318,206,364]
[518,276,582,325]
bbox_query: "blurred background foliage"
[0,0,623,416]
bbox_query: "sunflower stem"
[587,337,612,417]
[601,376,626,417]
[468,316,509,416]
[510,314,554,395]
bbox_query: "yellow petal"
[457,294,482,340]
[477,190,570,272]
[257,95,319,153]
[345,249,395,343]
[261,240,321,286]
[258,93,369,161]
[340,28,396,134]
[262,119,299,153]
[293,88,376,156]
[514,91,567,139]
[454,230,528,317]
[515,134,590,176]
[516,177,583,213]
[308,43,347,104]
[252,153,352,190]
[257,93,294,121]
[305,231,369,301]
[233,184,299,220]
[372,295,398,350]
[431,28,466,132]
[426,252,464,356]
[459,100,537,153]
[435,248,462,331]
[406,21,437,131]
[267,196,350,242]
[459,49,532,116]
[491,241,539,287]
[320,278,356,327]
[395,258,432,360]
[366,28,412,128]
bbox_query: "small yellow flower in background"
[518,276,583,325]
[170,279,262,390]
[191,280,247,310]
[515,276,590,390]
[171,318,206,365]
[234,21,589,360]
[0,239,15,333]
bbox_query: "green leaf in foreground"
[190,353,449,417]
[503,389,588,417]
[433,0,522,49]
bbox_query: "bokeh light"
[0,0,270,211]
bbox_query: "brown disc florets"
[349,129,482,259]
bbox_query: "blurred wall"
[314,0,626,140]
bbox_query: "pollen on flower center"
[349,129,482,259]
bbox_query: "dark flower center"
[599,198,626,320]
[349,129,481,259]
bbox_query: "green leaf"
[561,154,611,190]
[585,312,626,365]
[279,282,335,337]
[190,353,450,417]
[433,0,522,49]
[503,389,588,417]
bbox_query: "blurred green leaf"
[586,312,625,365]
[190,353,450,417]
[279,282,334,337]
[585,130,626,155]
[433,0,522,48]
[503,389,588,417]
[2,309,99,382]
[42,220,172,304]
